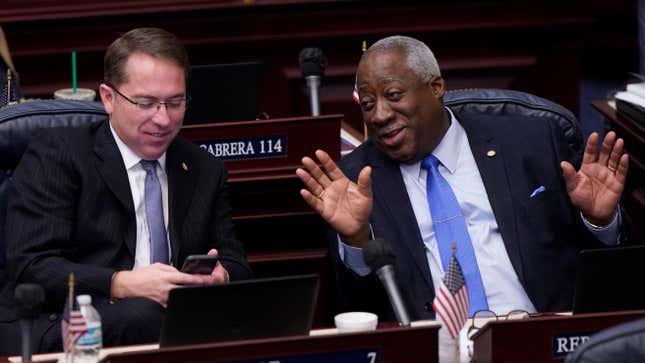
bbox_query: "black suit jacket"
[331,112,613,321]
[0,120,251,320]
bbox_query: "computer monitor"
[159,274,319,347]
[184,62,260,124]
[573,246,645,314]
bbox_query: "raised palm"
[561,132,628,225]
[296,149,372,240]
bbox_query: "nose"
[151,104,172,127]
[370,99,394,126]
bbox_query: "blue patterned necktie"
[140,160,169,264]
[422,155,488,315]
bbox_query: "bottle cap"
[76,294,92,305]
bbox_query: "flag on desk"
[62,273,88,354]
[433,248,469,339]
[351,40,367,106]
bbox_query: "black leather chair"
[566,318,645,363]
[444,88,584,167]
[0,100,107,269]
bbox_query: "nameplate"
[196,135,287,161]
[224,348,379,363]
[552,332,592,357]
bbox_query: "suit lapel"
[368,149,434,291]
[93,121,137,257]
[166,141,197,266]
[459,114,525,283]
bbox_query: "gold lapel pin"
[486,150,496,157]
[182,162,188,171]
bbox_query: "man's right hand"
[110,263,211,306]
[296,149,373,247]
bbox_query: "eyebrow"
[130,92,186,100]
[357,77,402,91]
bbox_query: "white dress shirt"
[340,109,619,315]
[110,123,171,268]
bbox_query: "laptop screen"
[160,274,319,347]
[183,62,260,125]
[573,246,645,314]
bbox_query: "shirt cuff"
[580,208,621,246]
[337,225,374,276]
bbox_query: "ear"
[99,84,115,114]
[429,76,445,99]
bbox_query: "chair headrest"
[0,100,107,171]
[445,88,583,164]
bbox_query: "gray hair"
[362,35,441,82]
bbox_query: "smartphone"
[180,255,218,274]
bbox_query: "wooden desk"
[472,310,645,363]
[180,114,342,325]
[1,324,440,363]
[591,100,645,242]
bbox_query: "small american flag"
[351,40,367,106]
[62,273,88,354]
[432,246,469,339]
[352,84,360,104]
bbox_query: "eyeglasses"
[107,85,189,115]
[467,309,530,339]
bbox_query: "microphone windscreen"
[363,238,396,271]
[299,47,328,77]
[14,283,45,319]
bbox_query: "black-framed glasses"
[467,309,530,339]
[107,84,189,114]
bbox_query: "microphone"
[363,238,411,326]
[14,283,45,362]
[298,47,328,116]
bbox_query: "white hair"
[362,35,441,82]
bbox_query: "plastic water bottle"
[74,294,102,362]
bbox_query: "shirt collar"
[400,107,466,177]
[109,121,167,172]
[431,107,464,174]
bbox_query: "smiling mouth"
[378,126,407,146]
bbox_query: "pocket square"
[529,185,546,198]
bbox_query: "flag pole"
[68,273,75,363]
[361,40,368,140]
[6,69,10,104]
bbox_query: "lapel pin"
[486,150,496,158]
[182,162,188,171]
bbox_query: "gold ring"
[608,165,617,173]
[318,190,325,199]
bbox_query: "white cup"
[54,88,96,101]
[334,312,378,333]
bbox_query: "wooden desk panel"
[472,310,645,363]
[180,115,341,324]
[3,1,608,130]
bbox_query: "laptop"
[572,246,645,314]
[159,274,319,347]
[183,62,260,124]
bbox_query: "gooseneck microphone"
[14,283,45,362]
[298,47,328,116]
[363,238,411,326]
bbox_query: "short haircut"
[104,27,190,87]
[362,35,441,82]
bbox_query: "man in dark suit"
[296,36,628,321]
[0,27,251,354]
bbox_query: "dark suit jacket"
[331,112,613,321]
[0,120,251,321]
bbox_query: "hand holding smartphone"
[180,255,219,274]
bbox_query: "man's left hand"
[561,131,629,226]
